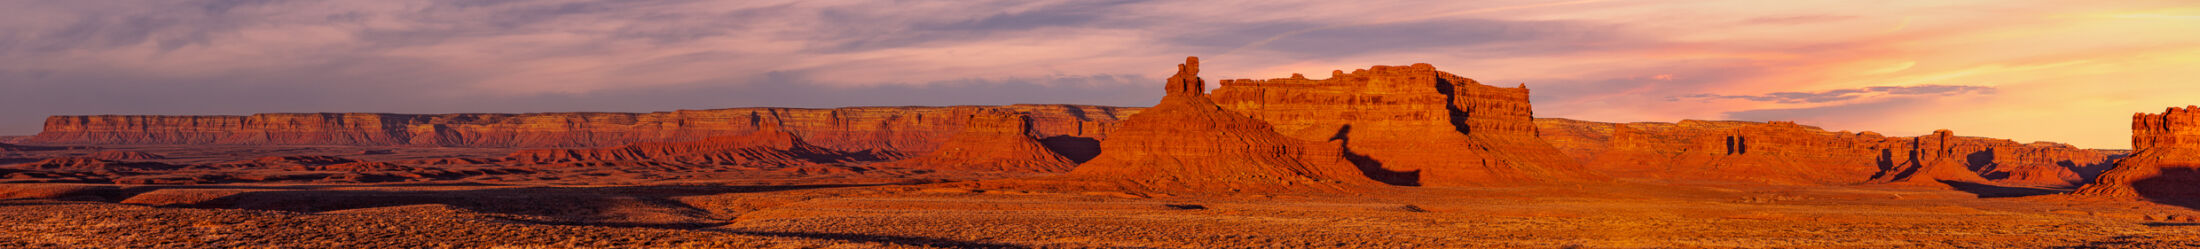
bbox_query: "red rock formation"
[87,151,166,161]
[1536,119,2112,186]
[0,142,78,152]
[399,158,503,165]
[244,156,360,167]
[1053,57,1382,192]
[879,110,1073,173]
[27,105,1139,156]
[505,130,871,167]
[307,162,418,172]
[2075,106,2200,199]
[5,157,176,172]
[1871,130,1992,184]
[1209,63,1594,186]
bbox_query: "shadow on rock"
[1037,136,1102,163]
[2132,168,2200,210]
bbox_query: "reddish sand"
[2,58,2196,248]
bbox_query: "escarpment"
[1537,119,2114,186]
[1054,57,1382,192]
[2075,106,2200,199]
[28,105,1139,156]
[505,129,876,168]
[86,151,165,161]
[1208,63,1595,186]
[11,55,2134,191]
[880,110,1074,173]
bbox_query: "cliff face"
[880,110,1073,173]
[1059,57,1380,192]
[29,105,1139,155]
[1208,63,1593,186]
[1870,130,1993,184]
[2075,106,2200,199]
[1536,119,2113,186]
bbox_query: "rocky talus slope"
[879,110,1074,173]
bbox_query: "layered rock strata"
[880,110,1074,173]
[1208,63,1595,186]
[2075,106,2200,199]
[1868,130,1994,184]
[1537,119,2113,186]
[28,105,1139,156]
[1055,57,1381,192]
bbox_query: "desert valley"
[1,57,2196,248]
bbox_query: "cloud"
[1670,85,1998,104]
[1723,97,1933,125]
[1169,18,1630,59]
[0,0,2195,149]
[1740,15,1859,25]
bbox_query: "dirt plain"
[2,146,2198,249]
[6,59,2199,248]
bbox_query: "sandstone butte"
[878,109,1074,173]
[1209,63,1598,186]
[1032,57,1383,193]
[1536,119,2116,187]
[2075,106,2200,201]
[25,104,1140,156]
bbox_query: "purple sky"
[4,0,2198,149]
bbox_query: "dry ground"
[5,145,2199,248]
[2,181,2198,248]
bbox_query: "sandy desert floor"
[4,145,2199,248]
[4,180,2199,248]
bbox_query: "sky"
[1,0,2196,149]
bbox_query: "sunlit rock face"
[1208,63,1596,186]
[28,105,1141,156]
[1061,57,1383,193]
[2077,106,2200,199]
[880,109,1075,173]
[1537,119,2114,186]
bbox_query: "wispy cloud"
[1,0,2196,149]
[1672,85,1997,104]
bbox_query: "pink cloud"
[2,0,2197,149]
